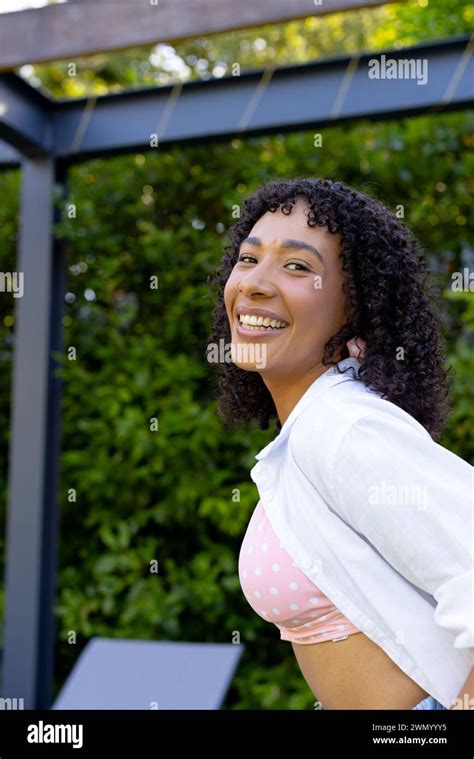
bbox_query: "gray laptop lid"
[52,637,244,710]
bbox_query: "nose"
[236,260,277,298]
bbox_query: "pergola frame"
[0,0,473,709]
[1,35,473,166]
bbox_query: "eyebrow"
[240,236,325,266]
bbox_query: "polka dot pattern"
[238,500,362,644]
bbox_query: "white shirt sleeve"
[327,410,474,656]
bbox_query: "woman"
[206,177,473,709]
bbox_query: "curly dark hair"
[205,177,453,442]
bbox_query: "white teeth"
[239,314,287,329]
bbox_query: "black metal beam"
[0,73,53,157]
[36,33,474,161]
[0,34,473,168]
[2,157,66,708]
[0,140,21,169]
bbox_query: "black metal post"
[1,156,66,708]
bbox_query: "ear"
[346,337,367,359]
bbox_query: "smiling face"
[224,196,348,390]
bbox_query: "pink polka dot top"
[238,500,362,644]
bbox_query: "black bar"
[0,709,472,757]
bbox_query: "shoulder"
[287,372,435,504]
[289,372,429,463]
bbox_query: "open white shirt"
[249,356,474,708]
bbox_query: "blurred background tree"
[11,0,474,97]
[0,0,472,708]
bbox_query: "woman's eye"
[237,254,310,272]
[286,261,310,271]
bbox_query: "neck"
[262,362,332,427]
